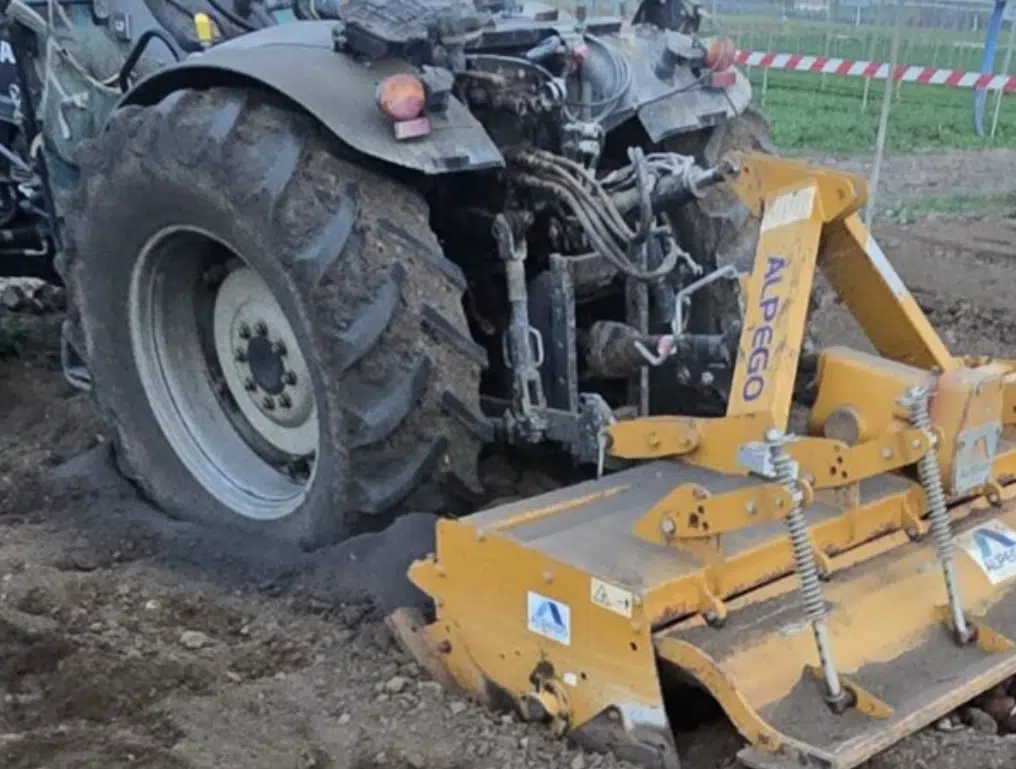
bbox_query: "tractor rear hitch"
[581,320,731,380]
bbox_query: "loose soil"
[2,148,1016,769]
[806,147,1016,205]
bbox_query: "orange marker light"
[704,37,736,72]
[376,74,427,122]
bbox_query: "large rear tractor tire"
[60,88,487,549]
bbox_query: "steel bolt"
[282,371,297,386]
[239,323,252,340]
[243,377,257,392]
[272,340,288,356]
[255,321,268,337]
[278,394,292,409]
[234,348,247,363]
[262,395,276,411]
[660,517,676,535]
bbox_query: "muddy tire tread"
[62,87,486,543]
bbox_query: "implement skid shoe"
[401,153,1016,769]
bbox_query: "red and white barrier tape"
[735,49,1016,92]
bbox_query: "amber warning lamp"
[376,74,432,141]
[704,37,737,88]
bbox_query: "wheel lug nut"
[272,340,288,356]
[255,321,268,337]
[282,371,297,386]
[239,323,252,340]
[234,348,247,363]
[279,394,292,409]
[262,395,276,410]
[244,377,257,392]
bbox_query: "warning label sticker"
[956,520,1016,585]
[760,185,816,233]
[590,578,634,618]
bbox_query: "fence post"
[866,0,904,228]
[862,0,884,113]
[991,9,1016,137]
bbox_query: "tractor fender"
[118,21,504,175]
[605,26,754,143]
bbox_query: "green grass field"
[746,69,1014,153]
[711,15,1016,153]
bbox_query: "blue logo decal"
[527,591,571,646]
[973,527,1016,573]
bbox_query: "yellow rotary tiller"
[394,154,1016,769]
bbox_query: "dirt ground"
[805,146,1016,204]
[3,148,1016,769]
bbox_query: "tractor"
[9,5,1016,769]
[0,0,774,546]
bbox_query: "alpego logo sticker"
[742,254,787,403]
[956,521,1016,585]
[526,591,571,646]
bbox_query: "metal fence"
[703,0,1011,117]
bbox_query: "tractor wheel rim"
[128,224,319,521]
[212,266,318,457]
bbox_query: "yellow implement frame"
[399,154,1016,769]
